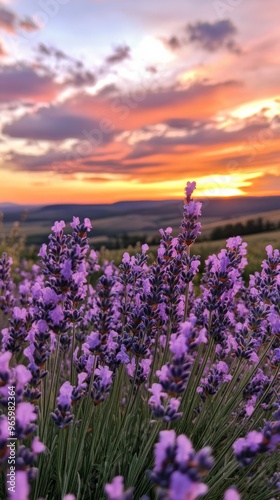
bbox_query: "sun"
[194,172,264,198]
[201,187,244,197]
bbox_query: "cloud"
[82,176,113,183]
[106,45,130,64]
[7,110,277,185]
[0,5,15,32]
[0,40,6,56]
[0,5,39,33]
[97,83,119,97]
[186,19,240,53]
[37,43,68,60]
[244,173,280,194]
[8,146,163,179]
[131,116,273,151]
[165,35,182,50]
[36,44,96,88]
[146,65,157,74]
[163,20,240,54]
[0,63,62,102]
[19,17,39,32]
[3,79,243,142]
[64,69,96,88]
[3,106,110,141]
[7,150,73,171]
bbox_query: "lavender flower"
[51,381,75,429]
[148,383,183,422]
[224,487,240,500]
[233,430,265,466]
[156,337,192,396]
[179,182,202,247]
[15,402,37,439]
[8,470,30,500]
[91,365,113,405]
[197,361,232,401]
[105,476,133,500]
[0,252,15,313]
[149,430,213,499]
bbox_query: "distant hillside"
[1,196,280,223]
[0,196,279,247]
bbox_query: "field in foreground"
[0,185,279,500]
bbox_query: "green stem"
[183,245,191,322]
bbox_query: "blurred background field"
[98,229,280,285]
[0,196,280,247]
[0,197,279,283]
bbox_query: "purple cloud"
[186,19,240,53]
[0,5,16,32]
[106,45,130,64]
[0,5,39,33]
[3,106,105,141]
[0,64,61,102]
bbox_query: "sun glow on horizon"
[0,170,267,204]
[199,187,244,197]
[192,172,263,199]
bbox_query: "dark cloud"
[164,20,240,54]
[37,43,68,60]
[186,20,240,53]
[165,118,205,129]
[126,79,240,111]
[106,45,130,64]
[65,69,96,88]
[0,6,39,33]
[8,150,74,171]
[3,78,242,141]
[97,83,119,96]
[8,146,162,178]
[19,17,39,32]
[165,35,182,50]
[3,106,106,141]
[36,44,96,88]
[126,116,275,160]
[0,63,61,102]
[0,6,16,32]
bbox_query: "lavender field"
[0,182,279,500]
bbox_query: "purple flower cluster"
[0,253,15,313]
[149,430,213,500]
[179,181,202,247]
[197,361,232,401]
[0,180,279,499]
[105,476,133,500]
[233,397,280,466]
[0,352,45,493]
[51,373,88,428]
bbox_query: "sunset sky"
[0,0,279,204]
